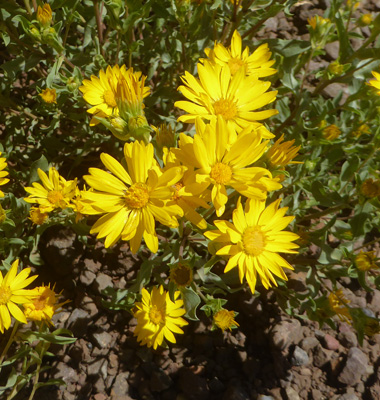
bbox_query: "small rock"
[111,372,130,396]
[209,377,224,393]
[313,344,332,368]
[150,368,173,392]
[178,368,209,400]
[80,270,96,286]
[285,387,300,400]
[54,362,77,384]
[311,389,322,400]
[94,273,113,292]
[88,358,108,380]
[223,383,250,400]
[271,319,303,350]
[338,347,369,385]
[336,393,359,400]
[300,336,319,352]
[67,308,90,336]
[291,346,309,366]
[323,334,340,351]
[94,394,107,400]
[257,396,275,400]
[338,330,358,348]
[92,331,113,348]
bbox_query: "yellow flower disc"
[210,162,232,184]
[124,183,150,208]
[213,99,238,120]
[242,226,266,256]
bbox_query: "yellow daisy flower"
[360,178,380,198]
[24,167,77,212]
[213,309,239,331]
[29,207,49,225]
[367,71,380,95]
[82,141,186,252]
[163,147,210,229]
[266,134,302,167]
[133,285,188,349]
[80,65,150,127]
[204,30,276,78]
[0,259,38,333]
[175,60,278,131]
[322,124,341,140]
[173,117,281,217]
[0,152,10,198]
[204,197,299,293]
[23,284,69,326]
[355,251,378,271]
[39,88,57,104]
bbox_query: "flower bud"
[37,4,53,27]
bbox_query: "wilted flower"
[213,309,239,331]
[355,251,378,271]
[29,207,49,225]
[322,124,341,140]
[352,123,370,137]
[170,264,193,287]
[360,178,380,198]
[266,134,302,167]
[133,286,188,349]
[37,3,52,27]
[328,289,351,323]
[39,88,57,104]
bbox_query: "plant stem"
[0,322,19,366]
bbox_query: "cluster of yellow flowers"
[0,259,67,333]
[22,30,305,348]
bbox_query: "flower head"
[37,3,52,26]
[367,71,380,95]
[328,61,344,76]
[39,88,57,104]
[173,117,281,216]
[82,141,186,252]
[205,197,299,293]
[359,13,373,26]
[322,124,341,140]
[134,285,188,349]
[23,284,69,326]
[355,251,378,271]
[328,289,351,323]
[170,264,193,287]
[0,259,38,333]
[29,207,49,225]
[213,309,239,331]
[0,152,9,198]
[24,167,77,212]
[175,60,278,131]
[266,134,302,167]
[352,123,370,137]
[360,178,380,198]
[204,30,276,78]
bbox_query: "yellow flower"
[175,60,278,131]
[352,123,370,137]
[23,285,69,326]
[360,178,380,198]
[37,3,52,26]
[170,264,193,287]
[328,61,344,75]
[163,147,210,229]
[0,259,38,333]
[355,251,378,271]
[367,71,380,95]
[328,289,351,323]
[0,204,6,223]
[153,124,176,150]
[0,152,9,198]
[205,197,299,294]
[29,207,49,225]
[213,309,239,331]
[39,88,57,104]
[204,30,276,78]
[173,117,281,217]
[307,15,331,30]
[79,65,150,127]
[24,167,77,212]
[322,124,341,140]
[133,285,188,349]
[82,141,186,252]
[359,13,373,26]
[266,134,302,167]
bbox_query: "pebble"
[336,393,359,400]
[300,336,319,352]
[80,269,96,286]
[178,368,209,400]
[313,344,332,368]
[149,368,173,392]
[323,334,340,351]
[111,372,130,396]
[338,330,358,348]
[291,346,309,366]
[95,273,113,292]
[257,396,275,400]
[285,387,300,400]
[271,319,303,350]
[92,331,113,348]
[338,347,369,385]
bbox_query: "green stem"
[298,203,350,222]
[23,0,32,15]
[0,322,19,366]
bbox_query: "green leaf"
[339,155,360,183]
[180,287,200,321]
[29,155,49,184]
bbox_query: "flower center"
[172,182,184,202]
[124,183,150,209]
[228,57,245,75]
[213,98,237,120]
[47,190,64,206]
[242,226,266,256]
[0,285,12,305]
[170,265,193,287]
[149,305,164,325]
[210,162,232,184]
[103,89,117,108]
